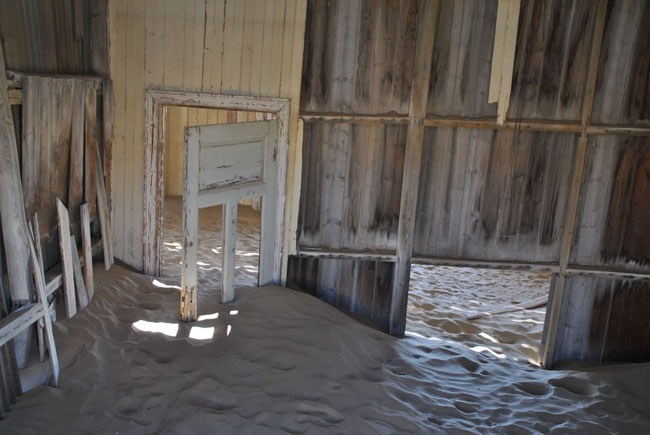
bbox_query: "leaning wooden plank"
[27,231,59,386]
[56,198,77,318]
[0,36,34,367]
[95,148,114,270]
[467,296,548,320]
[70,235,89,310]
[0,244,21,400]
[80,204,94,301]
[27,220,46,363]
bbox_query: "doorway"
[142,90,290,281]
[407,264,551,365]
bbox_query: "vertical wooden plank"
[27,230,58,386]
[222,0,245,93]
[202,0,226,93]
[56,198,76,319]
[103,80,114,214]
[109,0,128,262]
[84,80,98,220]
[68,79,85,225]
[259,121,279,285]
[390,0,439,335]
[70,234,89,310]
[181,126,200,321]
[95,149,114,270]
[80,203,94,302]
[221,200,238,303]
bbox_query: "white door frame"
[143,89,290,281]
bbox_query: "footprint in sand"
[514,381,551,396]
[296,403,344,424]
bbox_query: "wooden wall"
[298,122,406,252]
[0,0,108,76]
[288,0,650,348]
[570,135,650,271]
[287,257,395,330]
[414,127,578,263]
[546,275,650,364]
[300,0,418,115]
[109,0,307,269]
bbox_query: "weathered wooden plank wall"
[300,0,419,115]
[591,0,650,125]
[427,0,498,118]
[507,0,595,122]
[570,135,650,272]
[547,274,650,364]
[287,256,395,330]
[109,0,307,270]
[21,76,101,270]
[0,0,108,76]
[298,122,406,252]
[414,127,578,263]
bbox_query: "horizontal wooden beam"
[565,266,650,281]
[298,114,650,136]
[296,248,397,262]
[424,117,583,133]
[411,256,560,273]
[6,70,104,89]
[299,113,409,124]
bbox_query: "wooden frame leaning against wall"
[142,90,290,283]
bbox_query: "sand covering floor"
[2,201,650,433]
[0,264,649,433]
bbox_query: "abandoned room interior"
[0,0,649,432]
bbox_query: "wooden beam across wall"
[298,114,650,136]
[540,0,609,369]
[390,0,440,336]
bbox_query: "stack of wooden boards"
[0,44,114,415]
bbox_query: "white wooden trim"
[221,200,237,303]
[143,90,290,283]
[181,126,200,322]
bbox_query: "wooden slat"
[102,80,114,212]
[68,79,85,226]
[56,198,77,318]
[390,0,439,335]
[95,141,114,270]
[70,235,89,310]
[80,203,94,301]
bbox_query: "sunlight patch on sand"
[132,320,179,337]
[189,326,215,340]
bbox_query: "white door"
[181,120,279,321]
